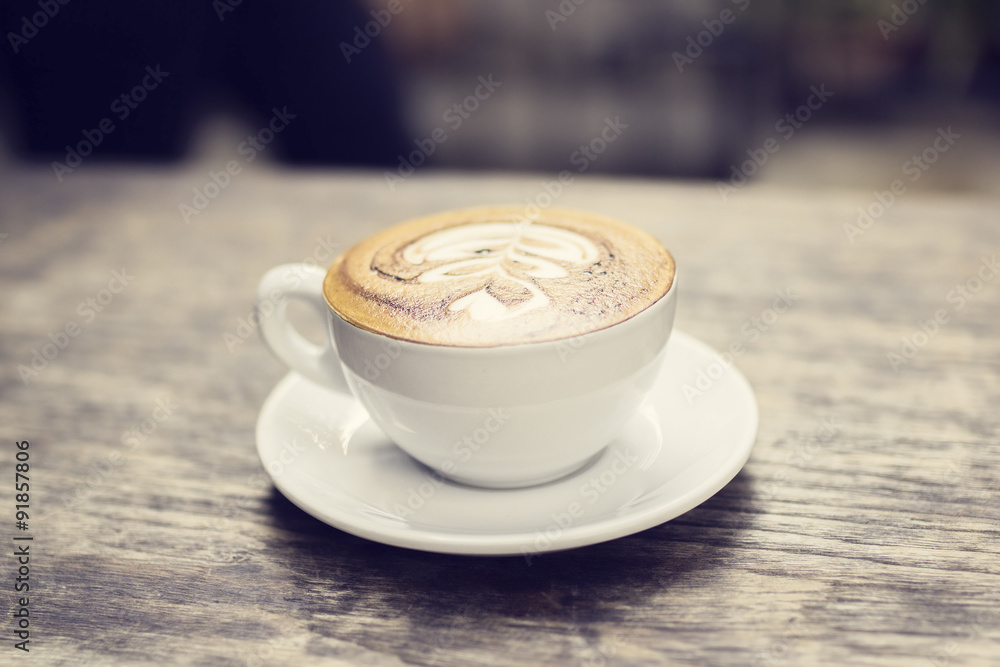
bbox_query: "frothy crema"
[323,207,675,347]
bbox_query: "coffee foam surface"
[323,206,675,347]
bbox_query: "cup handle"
[256,263,351,394]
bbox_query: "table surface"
[1,165,997,666]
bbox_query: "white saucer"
[256,330,758,556]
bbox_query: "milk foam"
[402,222,600,322]
[323,207,674,347]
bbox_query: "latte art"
[403,222,599,322]
[324,207,674,346]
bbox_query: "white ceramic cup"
[256,263,677,488]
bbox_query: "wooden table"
[1,165,997,665]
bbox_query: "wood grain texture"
[0,165,997,666]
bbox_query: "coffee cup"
[256,206,677,488]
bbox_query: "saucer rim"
[256,330,758,555]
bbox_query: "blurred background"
[1,0,998,193]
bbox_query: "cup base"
[422,447,608,490]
